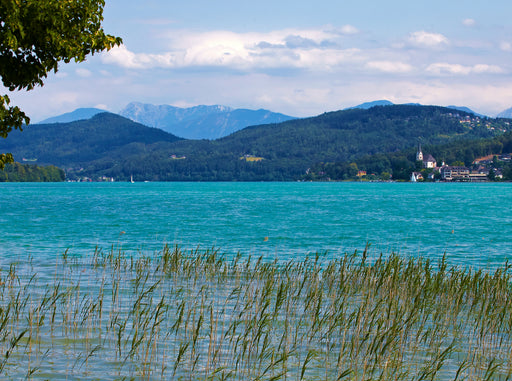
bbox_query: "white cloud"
[75,68,92,78]
[472,64,504,74]
[102,45,178,69]
[500,42,512,52]
[101,27,364,71]
[365,61,413,73]
[16,18,512,122]
[408,31,449,48]
[426,63,503,75]
[463,18,476,27]
[427,63,471,75]
[47,91,80,108]
[10,61,512,122]
[340,25,359,35]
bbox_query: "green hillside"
[216,105,495,162]
[0,112,182,167]
[0,105,509,181]
[100,105,507,181]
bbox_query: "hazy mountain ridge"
[498,107,512,119]
[119,103,232,131]
[36,102,296,140]
[447,106,486,118]
[35,101,512,140]
[38,108,106,124]
[345,100,394,109]
[347,100,488,117]
[119,102,296,139]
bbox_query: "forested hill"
[0,105,509,181]
[140,105,507,181]
[95,105,509,181]
[0,112,182,167]
[216,105,497,163]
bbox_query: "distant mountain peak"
[497,107,512,119]
[37,108,105,124]
[446,105,485,117]
[119,102,295,140]
[346,100,394,110]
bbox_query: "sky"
[5,0,512,121]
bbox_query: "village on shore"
[410,145,511,182]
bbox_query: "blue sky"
[6,0,512,121]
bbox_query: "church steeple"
[416,143,423,161]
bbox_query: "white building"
[416,144,437,168]
[423,154,437,168]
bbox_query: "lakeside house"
[423,154,437,168]
[440,166,470,181]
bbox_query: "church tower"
[416,143,423,161]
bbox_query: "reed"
[0,245,510,379]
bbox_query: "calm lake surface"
[0,181,510,268]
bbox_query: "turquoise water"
[0,182,511,267]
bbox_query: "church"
[416,144,437,168]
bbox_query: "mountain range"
[36,100,510,142]
[39,102,296,140]
[8,104,512,181]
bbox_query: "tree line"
[0,162,65,182]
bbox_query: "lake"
[0,181,511,379]
[0,181,510,268]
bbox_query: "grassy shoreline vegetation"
[1,245,511,379]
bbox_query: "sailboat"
[130,175,134,183]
